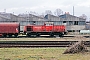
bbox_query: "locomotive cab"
[44,22,54,26]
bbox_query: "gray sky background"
[0,0,90,20]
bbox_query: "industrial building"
[44,13,86,34]
[0,12,86,34]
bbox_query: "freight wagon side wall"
[0,23,20,34]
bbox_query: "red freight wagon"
[24,22,66,37]
[0,23,20,37]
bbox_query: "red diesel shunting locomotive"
[0,23,20,37]
[24,22,66,37]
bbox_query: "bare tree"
[29,11,39,16]
[54,9,63,16]
[45,10,52,15]
[39,13,45,18]
[79,14,87,19]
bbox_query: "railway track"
[0,41,90,48]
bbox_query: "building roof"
[60,13,86,21]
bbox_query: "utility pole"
[73,6,74,16]
[4,9,6,13]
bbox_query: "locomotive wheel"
[59,34,62,37]
[50,34,54,37]
[36,34,40,37]
[59,33,63,37]
[26,33,31,37]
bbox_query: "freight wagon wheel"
[8,34,12,38]
[14,34,18,38]
[3,34,7,38]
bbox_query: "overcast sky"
[0,0,90,20]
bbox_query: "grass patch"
[0,48,90,60]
